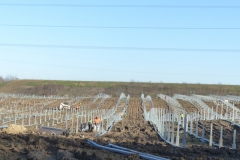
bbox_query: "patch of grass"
[26,80,51,86]
[0,83,5,88]
[55,81,77,87]
[25,80,121,88]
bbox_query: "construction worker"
[75,104,79,109]
[94,116,101,125]
[94,116,101,131]
[181,113,184,122]
[88,119,93,132]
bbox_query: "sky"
[0,0,240,85]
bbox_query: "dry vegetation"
[1,80,240,97]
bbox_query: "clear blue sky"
[0,0,240,85]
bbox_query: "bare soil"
[1,98,240,160]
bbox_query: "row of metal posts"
[0,93,69,100]
[193,106,240,123]
[1,105,121,135]
[3,101,239,143]
[175,95,240,123]
[144,106,238,149]
[2,103,118,131]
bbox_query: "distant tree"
[4,75,18,82]
[0,76,4,83]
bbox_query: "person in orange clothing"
[75,104,79,109]
[94,116,101,131]
[94,116,101,125]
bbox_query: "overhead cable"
[1,24,240,30]
[0,43,240,52]
[0,3,239,8]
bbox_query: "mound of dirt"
[2,124,27,134]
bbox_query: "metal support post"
[204,110,205,120]
[52,116,54,126]
[40,111,42,125]
[232,107,235,122]
[167,113,171,142]
[48,111,50,121]
[209,123,213,146]
[84,111,86,124]
[171,114,175,144]
[76,116,79,133]
[101,116,104,133]
[182,113,187,148]
[164,115,167,139]
[211,107,214,120]
[176,121,180,146]
[190,115,193,135]
[52,110,55,120]
[221,104,223,119]
[226,106,228,118]
[66,114,68,129]
[56,109,58,122]
[59,109,62,119]
[201,121,205,142]
[219,126,223,148]
[22,114,24,126]
[232,130,236,149]
[28,114,31,126]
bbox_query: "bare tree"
[0,76,4,83]
[4,75,18,82]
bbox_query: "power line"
[1,24,240,30]
[0,43,240,52]
[0,3,239,8]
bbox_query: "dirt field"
[1,97,240,160]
